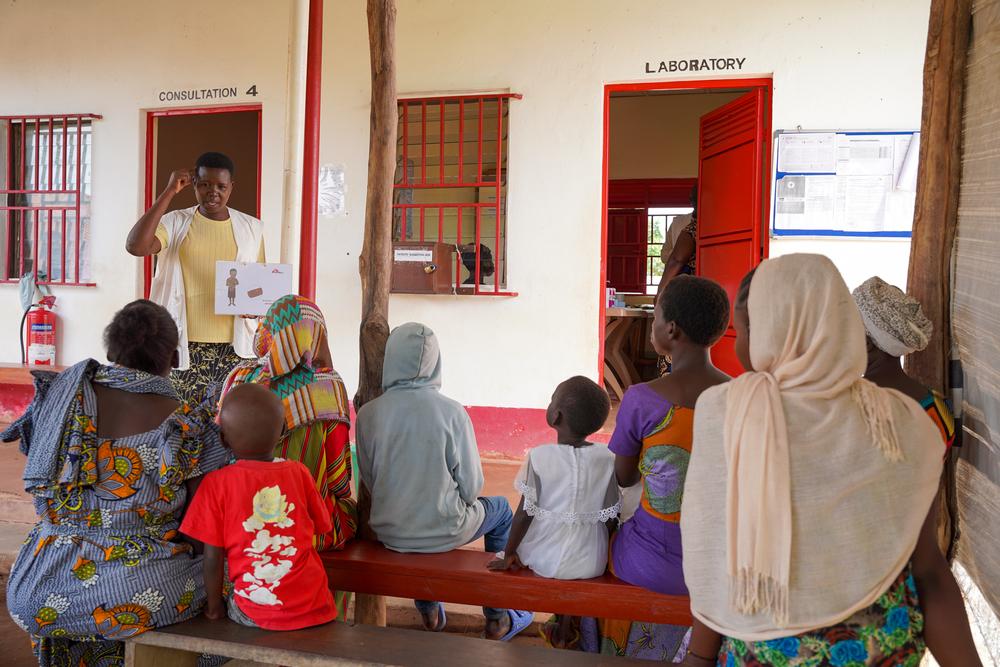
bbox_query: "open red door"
[606,208,647,294]
[696,89,770,375]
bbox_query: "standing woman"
[126,152,265,403]
[2,301,231,666]
[680,254,980,666]
[221,295,357,554]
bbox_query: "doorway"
[600,79,772,394]
[142,105,262,295]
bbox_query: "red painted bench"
[321,540,692,625]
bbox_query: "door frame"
[142,103,263,297]
[598,78,772,382]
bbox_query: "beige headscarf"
[681,254,943,640]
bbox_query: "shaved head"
[219,384,285,460]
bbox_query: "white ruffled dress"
[514,444,621,580]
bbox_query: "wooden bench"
[126,616,649,666]
[321,540,692,625]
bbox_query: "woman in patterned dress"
[2,300,231,667]
[221,295,357,614]
[679,256,979,666]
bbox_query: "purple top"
[609,383,690,596]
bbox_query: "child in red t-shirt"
[181,384,337,630]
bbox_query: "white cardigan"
[148,206,264,371]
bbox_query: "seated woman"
[2,300,231,667]
[581,276,731,660]
[221,295,357,616]
[680,254,979,666]
[852,276,956,449]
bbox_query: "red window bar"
[0,114,100,286]
[393,93,519,295]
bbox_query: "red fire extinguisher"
[21,295,57,366]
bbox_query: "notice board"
[771,130,919,237]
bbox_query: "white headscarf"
[852,276,933,357]
[681,254,943,640]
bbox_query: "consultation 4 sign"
[156,84,260,103]
[645,58,746,74]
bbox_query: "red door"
[696,89,770,375]
[606,209,647,294]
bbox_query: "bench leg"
[125,641,201,667]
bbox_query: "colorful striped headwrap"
[223,295,350,430]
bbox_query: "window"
[646,207,693,295]
[0,114,98,285]
[393,94,517,294]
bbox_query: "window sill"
[1,282,97,288]
[391,289,518,298]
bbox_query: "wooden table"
[604,307,653,401]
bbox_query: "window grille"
[646,207,693,295]
[393,94,518,294]
[0,114,99,286]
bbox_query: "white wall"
[0,1,924,410]
[0,0,294,367]
[319,0,927,408]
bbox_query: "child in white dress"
[489,376,620,643]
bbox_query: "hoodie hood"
[382,322,442,391]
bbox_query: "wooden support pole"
[353,0,397,627]
[906,0,972,393]
[907,0,972,558]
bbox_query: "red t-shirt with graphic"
[181,459,336,630]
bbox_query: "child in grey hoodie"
[355,322,531,640]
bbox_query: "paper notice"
[836,135,895,176]
[895,133,920,191]
[394,248,433,262]
[774,175,837,231]
[777,133,837,173]
[836,175,892,230]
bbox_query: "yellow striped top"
[156,210,265,343]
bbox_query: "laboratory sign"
[645,58,746,74]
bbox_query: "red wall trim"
[298,0,324,300]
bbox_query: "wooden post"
[353,0,397,627]
[905,0,972,393]
[906,0,971,558]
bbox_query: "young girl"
[581,275,732,660]
[488,376,619,645]
[680,255,979,666]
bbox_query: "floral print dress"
[718,565,926,667]
[3,366,230,667]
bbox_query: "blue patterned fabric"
[2,362,229,667]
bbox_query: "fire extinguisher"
[21,295,57,366]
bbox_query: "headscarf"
[681,254,943,640]
[0,359,218,497]
[852,276,933,357]
[223,295,350,431]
